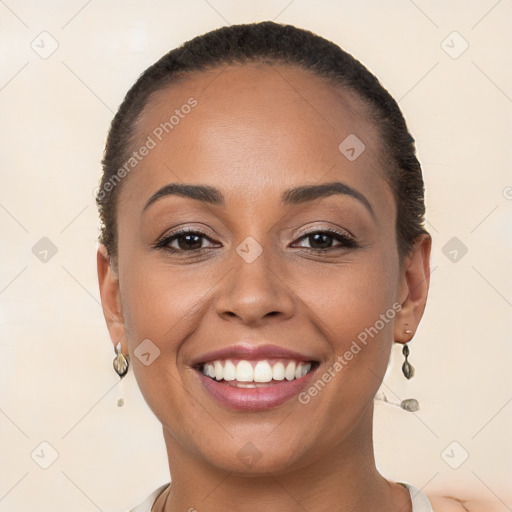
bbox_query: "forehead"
[120,63,393,215]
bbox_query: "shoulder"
[426,492,511,512]
[401,483,467,512]
[426,494,468,511]
[128,483,170,512]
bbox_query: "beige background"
[1,0,511,510]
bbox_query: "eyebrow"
[281,182,374,217]
[142,181,375,218]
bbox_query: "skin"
[98,64,433,512]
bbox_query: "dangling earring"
[113,341,129,407]
[401,343,415,379]
[374,392,420,412]
[113,341,129,377]
[398,326,419,411]
[375,327,420,412]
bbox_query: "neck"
[157,406,411,512]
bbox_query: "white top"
[128,481,433,511]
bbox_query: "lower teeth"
[208,377,306,387]
[228,381,275,388]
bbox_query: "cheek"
[297,250,399,399]
[298,251,399,336]
[120,259,213,348]
[118,257,213,429]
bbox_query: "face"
[98,64,430,475]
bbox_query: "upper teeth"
[202,359,312,382]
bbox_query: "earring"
[113,341,129,378]
[374,392,420,412]
[401,343,415,380]
[377,327,419,412]
[400,331,419,411]
[113,342,129,408]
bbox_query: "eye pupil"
[309,233,332,249]
[179,234,202,250]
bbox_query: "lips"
[191,343,319,410]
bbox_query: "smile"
[201,358,313,386]
[191,343,320,410]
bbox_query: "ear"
[97,244,126,352]
[394,234,432,343]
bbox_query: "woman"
[96,21,450,511]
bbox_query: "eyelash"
[153,227,359,254]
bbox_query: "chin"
[188,427,319,476]
[206,448,308,476]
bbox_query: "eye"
[154,228,219,253]
[154,227,358,254]
[292,228,358,251]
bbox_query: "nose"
[215,244,295,326]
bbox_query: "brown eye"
[155,229,219,253]
[305,233,335,250]
[293,229,358,251]
[173,233,204,251]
